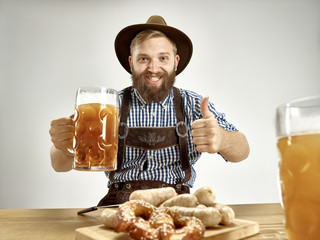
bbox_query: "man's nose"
[148,60,159,72]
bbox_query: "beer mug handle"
[67,147,75,154]
[67,113,76,154]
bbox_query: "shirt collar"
[132,87,174,108]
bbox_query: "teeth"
[150,77,160,82]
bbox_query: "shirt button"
[148,155,153,160]
[151,112,156,117]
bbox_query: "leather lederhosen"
[97,87,191,206]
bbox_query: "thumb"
[200,96,213,119]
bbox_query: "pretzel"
[115,200,205,240]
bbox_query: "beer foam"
[277,115,320,138]
[76,88,118,107]
[276,95,320,138]
[290,117,320,136]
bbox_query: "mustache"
[142,70,165,79]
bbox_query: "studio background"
[1,0,320,209]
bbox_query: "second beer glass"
[276,95,320,239]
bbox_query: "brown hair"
[130,29,177,55]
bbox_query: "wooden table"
[0,203,287,240]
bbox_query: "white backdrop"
[1,0,320,209]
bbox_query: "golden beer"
[277,133,320,239]
[73,103,118,171]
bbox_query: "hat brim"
[115,23,193,76]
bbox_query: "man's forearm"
[219,130,250,162]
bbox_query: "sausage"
[100,208,118,228]
[129,187,178,206]
[193,186,216,206]
[212,203,235,225]
[169,206,222,227]
[160,193,199,207]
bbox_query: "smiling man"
[49,15,250,205]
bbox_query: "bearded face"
[132,67,176,104]
[129,36,180,103]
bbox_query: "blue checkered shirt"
[105,87,237,187]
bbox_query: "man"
[49,15,249,205]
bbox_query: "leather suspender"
[109,87,191,183]
[173,87,191,182]
[109,87,131,182]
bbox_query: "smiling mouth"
[146,75,162,84]
[149,76,160,82]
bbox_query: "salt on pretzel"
[115,200,205,240]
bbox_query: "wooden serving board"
[75,218,259,240]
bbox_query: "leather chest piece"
[109,87,191,183]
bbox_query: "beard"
[132,68,176,104]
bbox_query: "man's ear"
[128,56,133,72]
[175,55,180,71]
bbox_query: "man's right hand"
[49,117,75,151]
[49,117,75,172]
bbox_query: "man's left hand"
[191,96,226,154]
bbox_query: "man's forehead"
[136,51,172,57]
[132,37,175,55]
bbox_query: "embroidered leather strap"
[125,127,178,150]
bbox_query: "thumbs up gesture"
[191,96,225,154]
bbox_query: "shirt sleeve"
[183,89,238,132]
[207,101,238,131]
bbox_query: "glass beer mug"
[69,87,119,171]
[276,95,320,240]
